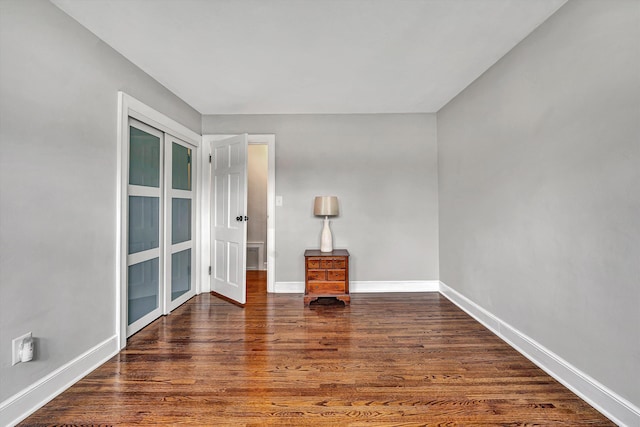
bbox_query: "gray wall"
[0,0,201,402]
[203,114,439,283]
[438,0,639,406]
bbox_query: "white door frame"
[201,134,276,294]
[117,92,201,350]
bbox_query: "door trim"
[117,92,201,350]
[201,134,276,294]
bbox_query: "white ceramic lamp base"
[320,216,333,252]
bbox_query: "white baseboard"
[351,280,439,293]
[439,282,639,427]
[274,280,440,294]
[274,281,304,293]
[0,335,119,427]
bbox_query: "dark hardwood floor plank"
[19,271,613,426]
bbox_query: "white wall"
[438,0,639,409]
[0,0,200,409]
[203,114,439,284]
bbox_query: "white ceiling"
[51,0,567,115]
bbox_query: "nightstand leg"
[336,296,350,306]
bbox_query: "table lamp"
[314,196,339,252]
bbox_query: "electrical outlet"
[276,195,283,206]
[12,332,32,366]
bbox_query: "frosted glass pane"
[129,196,159,254]
[172,198,191,244]
[130,126,160,187]
[128,258,159,325]
[172,142,192,190]
[171,249,191,300]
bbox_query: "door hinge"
[208,266,212,275]
[209,154,212,163]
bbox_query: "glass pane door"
[166,136,196,311]
[171,249,191,300]
[127,119,163,336]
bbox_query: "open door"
[211,134,248,305]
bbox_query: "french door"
[126,118,196,337]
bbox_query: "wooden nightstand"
[304,249,350,306]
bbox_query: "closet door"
[165,135,196,312]
[127,119,164,336]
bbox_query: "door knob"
[236,216,242,221]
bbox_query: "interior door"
[127,119,164,337]
[211,134,248,305]
[165,135,196,313]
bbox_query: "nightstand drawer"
[309,282,345,294]
[307,269,326,281]
[307,259,320,269]
[333,260,346,268]
[327,269,345,280]
[320,259,334,269]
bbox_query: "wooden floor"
[20,271,613,426]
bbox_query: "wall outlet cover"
[12,332,32,366]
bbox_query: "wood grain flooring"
[19,271,614,426]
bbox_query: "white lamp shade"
[314,196,339,216]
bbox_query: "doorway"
[202,134,276,304]
[246,144,268,273]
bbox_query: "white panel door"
[211,134,248,305]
